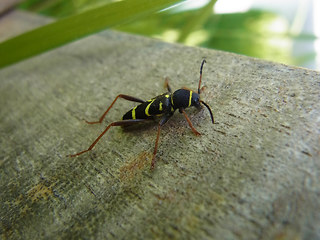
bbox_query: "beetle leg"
[68,119,148,157]
[164,77,172,93]
[180,108,201,136]
[150,114,172,170]
[86,94,145,124]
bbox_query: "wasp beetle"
[69,60,214,170]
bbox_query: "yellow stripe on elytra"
[131,106,137,119]
[159,102,163,111]
[145,100,155,116]
[188,91,193,107]
[169,94,174,106]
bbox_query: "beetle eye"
[193,96,199,104]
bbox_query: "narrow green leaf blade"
[0,0,184,69]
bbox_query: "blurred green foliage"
[0,0,183,68]
[16,0,317,68]
[19,0,117,17]
[117,5,293,65]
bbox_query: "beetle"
[68,60,214,169]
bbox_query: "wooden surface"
[0,10,53,42]
[1,11,320,240]
[0,0,21,16]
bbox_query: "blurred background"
[7,0,320,70]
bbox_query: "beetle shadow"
[121,119,157,134]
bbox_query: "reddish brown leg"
[68,119,148,157]
[180,109,201,136]
[164,77,172,93]
[86,94,145,124]
[200,85,207,92]
[150,114,172,170]
[151,123,161,170]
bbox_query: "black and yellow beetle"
[69,60,214,169]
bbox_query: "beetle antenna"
[198,59,206,94]
[200,100,214,124]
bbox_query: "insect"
[68,60,214,170]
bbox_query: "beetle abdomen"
[122,93,172,120]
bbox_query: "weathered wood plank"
[0,10,53,42]
[0,0,21,16]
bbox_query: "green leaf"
[0,0,185,69]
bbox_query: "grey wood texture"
[0,0,21,16]
[1,11,319,240]
[0,10,53,42]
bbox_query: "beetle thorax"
[171,89,200,109]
